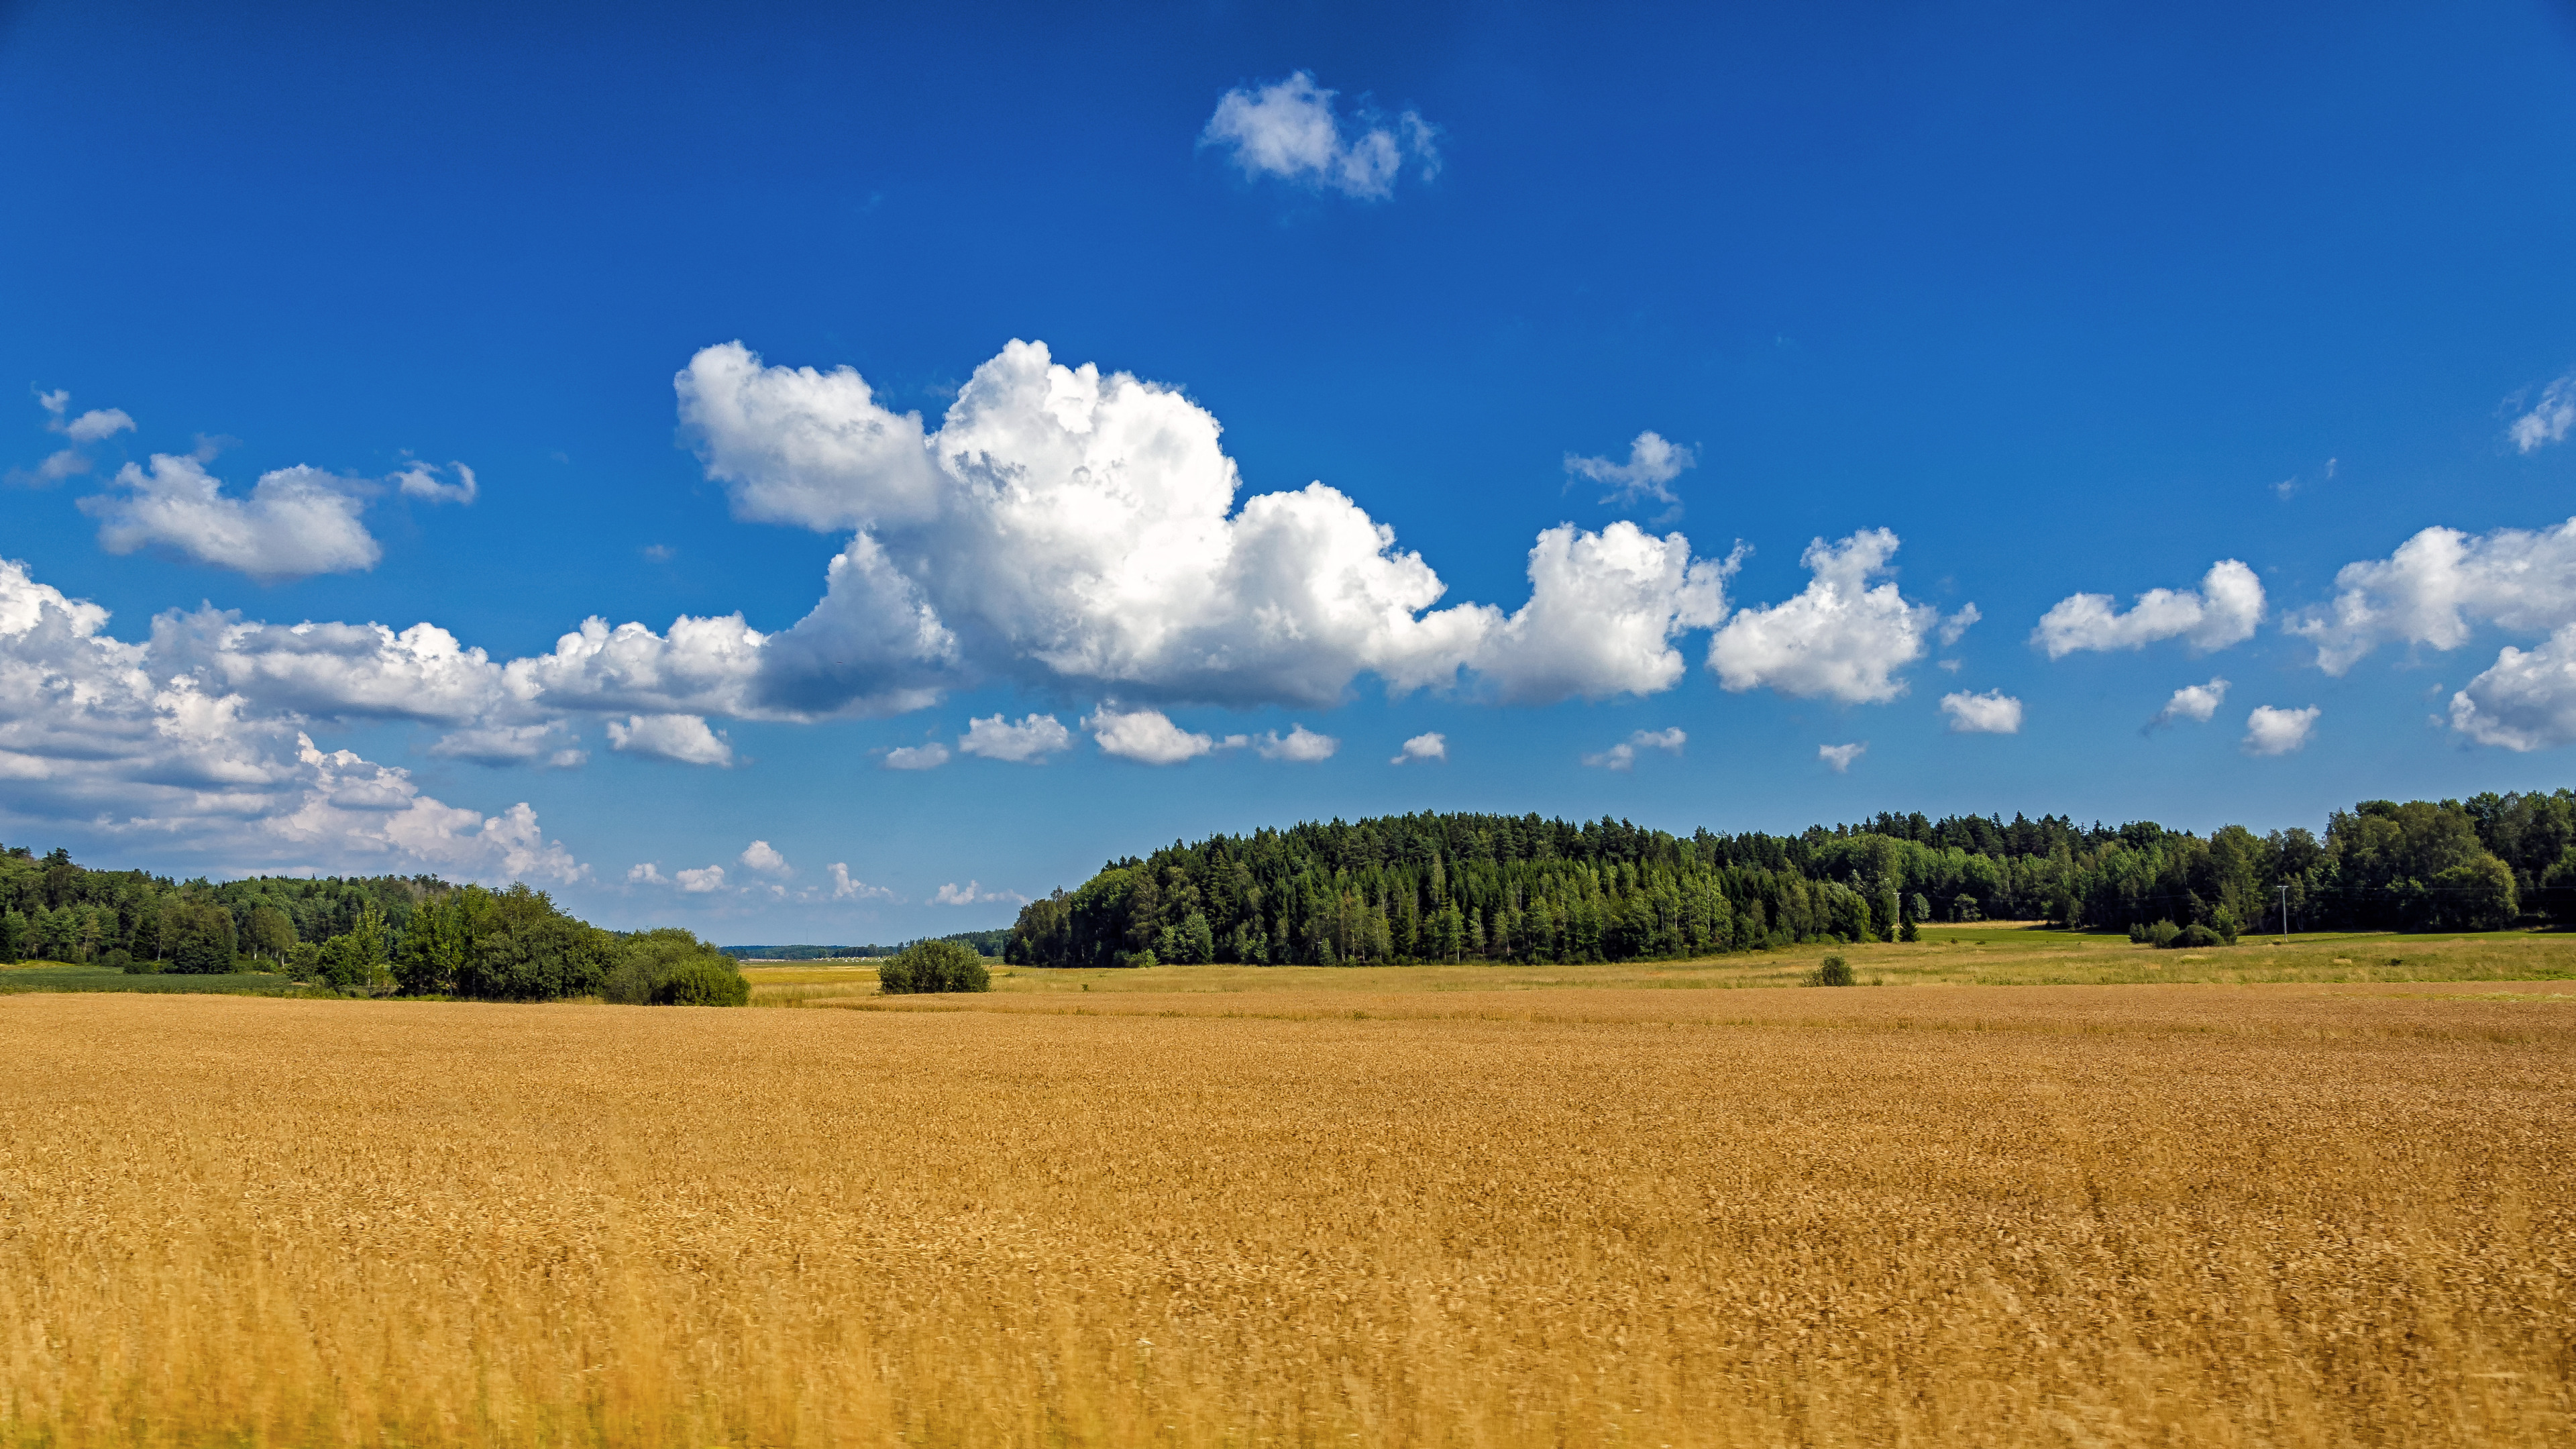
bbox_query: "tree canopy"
[1004,790,2571,968]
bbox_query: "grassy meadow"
[740,922,2576,1006]
[3,938,2572,1448]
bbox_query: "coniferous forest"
[1005,790,2576,969]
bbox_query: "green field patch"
[0,961,302,996]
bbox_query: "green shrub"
[654,956,751,1006]
[603,927,747,1006]
[2166,923,2225,949]
[879,939,990,995]
[99,948,132,973]
[2132,918,2182,948]
[1807,953,1854,987]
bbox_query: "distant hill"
[721,929,1008,961]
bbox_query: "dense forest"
[1005,790,2576,969]
[0,847,744,1003]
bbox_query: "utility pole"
[2277,883,2291,945]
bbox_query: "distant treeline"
[0,847,744,1004]
[1006,790,2576,969]
[720,929,1008,961]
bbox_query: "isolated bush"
[99,948,132,973]
[604,928,749,1006]
[658,957,751,1006]
[2133,919,2182,948]
[2166,923,2225,949]
[879,939,990,995]
[1807,954,1854,987]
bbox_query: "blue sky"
[5,1,2575,941]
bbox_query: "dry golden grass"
[3,983,2571,1447]
[742,926,2576,1008]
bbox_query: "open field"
[2,983,2569,1447]
[0,960,299,995]
[740,924,2576,1007]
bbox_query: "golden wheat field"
[3,976,2571,1448]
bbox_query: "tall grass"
[2,986,2569,1446]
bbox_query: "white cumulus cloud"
[2148,677,2229,730]
[2242,705,2320,756]
[1199,70,1438,200]
[1475,523,1733,704]
[2447,627,2576,751]
[679,339,1750,713]
[1566,431,1695,507]
[957,712,1072,762]
[1256,724,1338,761]
[2032,560,2264,658]
[627,863,667,885]
[1818,742,1866,773]
[932,879,1027,907]
[0,559,580,881]
[675,864,729,894]
[740,839,791,876]
[82,453,382,581]
[1940,690,2024,734]
[1707,529,1951,704]
[1391,731,1446,765]
[1085,704,1218,765]
[2290,519,2576,674]
[828,862,896,901]
[882,742,949,770]
[604,712,734,767]
[2510,374,2576,453]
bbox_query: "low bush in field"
[879,939,990,994]
[1805,954,1855,987]
[604,928,749,1006]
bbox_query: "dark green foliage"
[1004,792,2561,971]
[2167,923,2226,949]
[1809,954,1855,986]
[244,905,297,965]
[164,898,239,974]
[604,928,749,1006]
[316,903,390,993]
[878,938,990,994]
[448,885,615,1002]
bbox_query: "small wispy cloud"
[1565,431,1695,508]
[1582,727,1686,771]
[2510,374,2575,453]
[1200,71,1439,201]
[1390,731,1447,765]
[882,742,950,770]
[2243,704,2320,756]
[1818,742,1866,773]
[1940,689,2024,735]
[932,879,1028,907]
[2147,677,2229,732]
